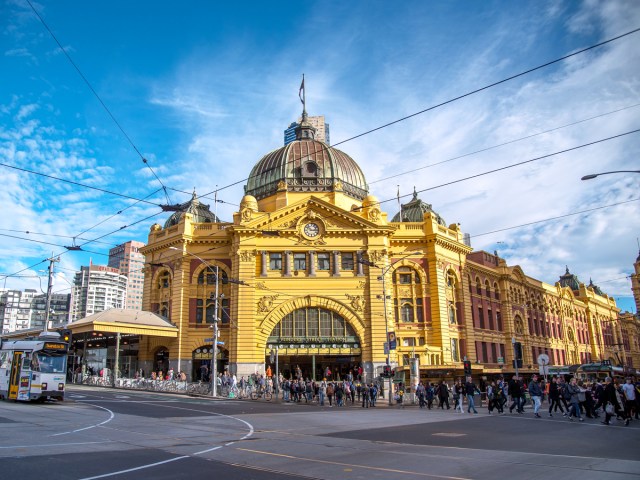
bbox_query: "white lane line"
[78,455,190,480]
[50,403,115,436]
[74,399,255,478]
[0,441,114,449]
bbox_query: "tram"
[0,332,69,402]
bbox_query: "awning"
[68,309,178,338]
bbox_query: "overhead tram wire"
[26,0,172,206]
[469,197,640,240]
[199,27,640,199]
[367,127,640,210]
[370,102,640,185]
[0,162,163,208]
[0,229,116,247]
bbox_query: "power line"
[26,0,171,205]
[370,102,640,185]
[200,27,640,198]
[374,127,640,209]
[0,161,163,207]
[470,197,640,239]
[0,229,116,247]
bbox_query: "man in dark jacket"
[601,376,623,425]
[528,374,543,418]
[465,377,481,414]
[548,375,565,416]
[508,375,524,413]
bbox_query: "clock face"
[303,222,320,237]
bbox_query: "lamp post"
[359,250,422,405]
[581,170,640,180]
[169,246,220,397]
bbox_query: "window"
[476,278,482,295]
[317,253,330,271]
[399,273,412,284]
[293,253,306,271]
[400,299,414,322]
[403,337,416,347]
[494,283,500,300]
[449,304,456,324]
[341,252,354,271]
[269,253,282,270]
[478,307,484,329]
[451,338,459,362]
[496,311,502,331]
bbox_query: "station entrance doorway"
[271,354,363,381]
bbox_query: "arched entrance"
[153,348,169,377]
[192,345,229,382]
[266,307,362,381]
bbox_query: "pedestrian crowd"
[414,374,638,426]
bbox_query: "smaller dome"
[164,191,221,228]
[362,194,378,208]
[240,194,258,211]
[392,188,446,225]
[150,223,162,232]
[588,278,604,296]
[559,266,581,291]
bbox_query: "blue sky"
[1,0,639,313]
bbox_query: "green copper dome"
[559,266,581,291]
[244,113,368,201]
[164,191,220,228]
[392,188,446,225]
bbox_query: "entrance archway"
[265,306,363,381]
[153,348,169,377]
[192,345,229,382]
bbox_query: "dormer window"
[301,159,319,178]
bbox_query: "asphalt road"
[0,385,637,480]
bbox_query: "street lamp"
[581,170,640,180]
[169,246,220,397]
[359,250,422,405]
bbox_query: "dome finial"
[294,75,316,141]
[299,74,306,120]
[413,186,418,200]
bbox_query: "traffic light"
[463,360,472,375]
[513,341,523,361]
[60,329,72,345]
[382,365,392,377]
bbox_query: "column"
[332,251,340,277]
[356,250,364,276]
[260,251,267,277]
[284,251,292,277]
[309,251,316,277]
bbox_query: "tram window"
[0,352,9,368]
[36,354,65,373]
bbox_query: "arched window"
[475,277,482,295]
[485,280,491,297]
[197,267,228,285]
[449,304,456,324]
[392,266,425,323]
[494,283,500,300]
[269,308,357,339]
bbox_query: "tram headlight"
[41,382,48,391]
[58,383,64,390]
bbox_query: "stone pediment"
[247,196,393,234]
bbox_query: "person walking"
[465,377,481,414]
[621,377,636,426]
[438,381,450,409]
[528,374,543,418]
[548,376,565,417]
[453,380,464,413]
[508,375,524,414]
[601,376,623,425]
[566,377,584,422]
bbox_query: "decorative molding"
[256,282,268,290]
[345,293,365,312]
[258,295,279,313]
[357,281,367,289]
[368,250,386,263]
[238,250,255,262]
[367,207,381,222]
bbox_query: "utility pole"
[43,256,60,334]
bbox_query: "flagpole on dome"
[299,74,306,120]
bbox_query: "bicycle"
[251,386,273,401]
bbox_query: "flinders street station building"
[136,109,640,383]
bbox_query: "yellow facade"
[138,116,639,382]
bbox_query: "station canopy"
[68,309,178,337]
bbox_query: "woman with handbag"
[601,376,623,425]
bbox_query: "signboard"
[384,342,389,355]
[539,364,549,376]
[387,332,397,350]
[497,357,504,364]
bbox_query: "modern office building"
[72,265,127,321]
[132,108,638,382]
[0,289,70,333]
[109,240,146,310]
[284,115,330,145]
